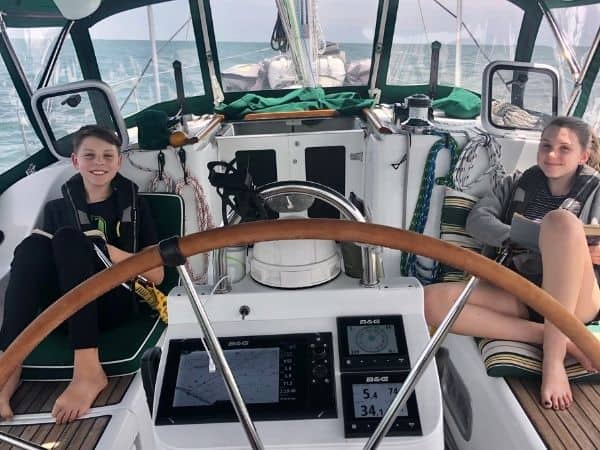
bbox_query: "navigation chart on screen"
[173,347,280,407]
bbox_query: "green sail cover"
[215,87,374,119]
[432,88,481,119]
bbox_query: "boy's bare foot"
[541,359,572,410]
[51,349,107,424]
[0,366,22,420]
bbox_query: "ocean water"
[0,40,578,173]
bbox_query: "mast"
[454,0,462,87]
[147,5,161,104]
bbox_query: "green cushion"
[432,88,481,119]
[215,87,375,119]
[136,109,170,150]
[22,304,166,380]
[139,192,185,292]
[479,323,600,382]
[21,193,183,380]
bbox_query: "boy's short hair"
[72,125,122,153]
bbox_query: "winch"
[394,94,433,130]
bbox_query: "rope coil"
[400,131,461,283]
[452,130,505,194]
[126,150,215,282]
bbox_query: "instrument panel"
[156,315,421,438]
[337,316,421,438]
[156,333,336,425]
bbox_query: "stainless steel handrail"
[177,265,264,450]
[213,180,381,293]
[364,250,509,449]
[0,431,45,450]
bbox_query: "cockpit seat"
[21,192,184,380]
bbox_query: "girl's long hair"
[544,116,600,171]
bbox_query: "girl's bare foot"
[51,348,107,424]
[566,340,596,373]
[541,359,572,410]
[0,365,22,420]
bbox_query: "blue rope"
[400,131,461,283]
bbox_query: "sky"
[8,0,600,49]
[86,0,600,47]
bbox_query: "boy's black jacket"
[43,173,141,253]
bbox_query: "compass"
[354,326,389,353]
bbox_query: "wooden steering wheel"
[1,219,600,386]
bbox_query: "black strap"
[158,236,186,267]
[207,159,269,225]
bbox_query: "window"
[0,32,52,174]
[210,0,378,92]
[387,0,523,93]
[90,0,204,118]
[7,27,83,88]
[533,5,600,114]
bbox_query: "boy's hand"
[589,243,600,265]
[106,244,164,285]
[106,244,132,264]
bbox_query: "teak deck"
[0,416,110,450]
[507,377,600,449]
[3,374,599,449]
[0,375,132,449]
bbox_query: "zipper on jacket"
[64,185,83,231]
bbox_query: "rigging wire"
[120,17,193,111]
[431,0,492,65]
[417,0,430,44]
[431,0,510,91]
[221,46,273,61]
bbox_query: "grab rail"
[213,180,381,293]
[0,431,45,450]
[364,249,508,449]
[243,109,337,121]
[176,265,264,450]
[362,108,392,134]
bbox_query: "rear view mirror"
[481,61,559,136]
[31,80,128,158]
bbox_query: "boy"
[0,125,163,424]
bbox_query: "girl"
[0,125,164,424]
[424,116,600,411]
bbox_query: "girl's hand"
[589,242,600,265]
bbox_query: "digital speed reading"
[352,383,408,418]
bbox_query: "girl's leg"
[424,278,592,371]
[538,209,600,410]
[50,228,107,424]
[424,281,544,341]
[0,234,58,420]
